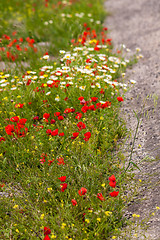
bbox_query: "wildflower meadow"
[0,0,143,239]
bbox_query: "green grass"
[0,0,142,239]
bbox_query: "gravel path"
[104,0,160,239]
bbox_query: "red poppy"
[60,183,68,192]
[15,103,24,108]
[100,88,105,94]
[88,105,96,111]
[48,159,54,166]
[81,106,89,113]
[19,118,27,125]
[16,45,22,51]
[109,175,116,182]
[58,176,66,182]
[117,97,124,102]
[75,113,82,120]
[64,108,72,113]
[57,157,65,165]
[71,199,77,206]
[10,116,19,122]
[46,129,52,136]
[5,124,15,135]
[101,101,111,109]
[43,113,50,119]
[59,132,64,136]
[94,46,100,51]
[54,112,61,117]
[50,119,56,124]
[84,132,91,141]
[44,235,50,240]
[110,191,119,197]
[109,181,116,188]
[51,129,58,136]
[97,193,105,201]
[78,187,87,196]
[91,97,98,102]
[71,132,79,139]
[19,38,23,42]
[58,116,64,121]
[44,226,51,235]
[77,122,86,131]
[78,96,84,101]
[0,137,5,142]
[86,58,91,63]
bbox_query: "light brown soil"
[104,0,160,239]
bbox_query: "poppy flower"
[77,122,86,131]
[5,124,15,135]
[70,108,75,113]
[15,103,24,108]
[51,129,58,136]
[78,187,87,196]
[59,132,64,136]
[58,116,64,121]
[44,235,50,240]
[48,159,54,166]
[46,129,52,136]
[84,132,91,141]
[16,45,22,51]
[0,137,5,142]
[91,97,98,102]
[44,226,51,235]
[109,175,116,182]
[10,116,19,122]
[94,46,100,51]
[75,113,82,120]
[57,157,65,165]
[64,108,72,113]
[43,113,50,119]
[109,181,116,188]
[117,97,124,102]
[81,106,89,113]
[71,132,79,139]
[100,88,105,94]
[50,119,56,124]
[89,105,96,111]
[19,118,27,125]
[110,191,119,197]
[78,96,84,101]
[60,183,68,192]
[54,112,61,117]
[58,176,66,182]
[97,193,105,201]
[71,199,77,206]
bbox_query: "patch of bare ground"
[104,0,160,239]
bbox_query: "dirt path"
[104,0,160,239]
